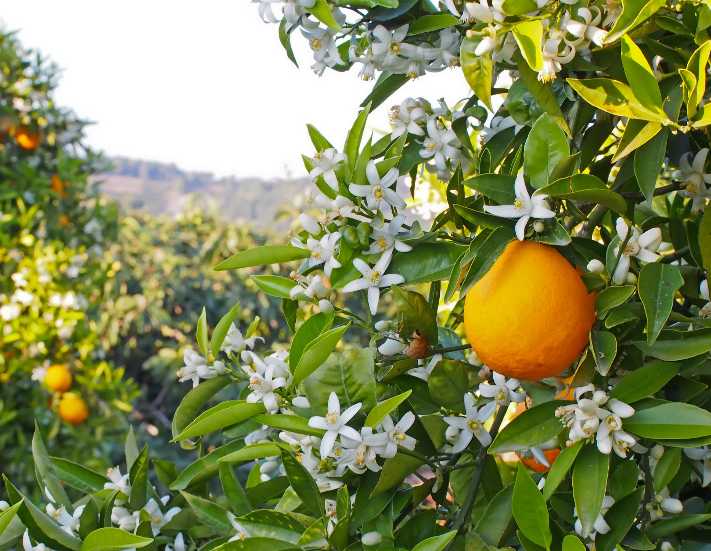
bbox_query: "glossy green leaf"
[572,445,610,538]
[408,14,459,34]
[170,439,246,490]
[460,227,514,295]
[620,35,662,109]
[252,275,297,299]
[567,78,669,122]
[699,208,711,274]
[475,485,513,546]
[253,414,325,437]
[542,441,583,500]
[32,422,70,508]
[181,491,231,531]
[489,400,565,453]
[684,40,711,118]
[428,359,470,410]
[289,311,333,370]
[624,402,711,439]
[390,242,465,284]
[278,19,298,67]
[344,103,371,169]
[214,245,310,271]
[614,120,661,162]
[513,464,551,549]
[589,330,617,376]
[562,534,586,551]
[595,488,644,551]
[0,501,22,535]
[292,323,349,385]
[218,442,283,465]
[632,328,711,360]
[128,447,149,510]
[461,39,492,109]
[647,514,711,538]
[211,302,241,357]
[172,400,266,441]
[653,447,681,492]
[609,360,679,403]
[80,528,153,551]
[596,285,636,318]
[638,263,683,345]
[512,20,544,71]
[539,174,627,214]
[411,530,457,551]
[281,450,324,516]
[463,173,515,204]
[172,375,231,440]
[391,287,438,345]
[310,0,340,29]
[365,390,412,428]
[605,0,667,43]
[515,55,570,136]
[524,114,570,189]
[634,127,668,203]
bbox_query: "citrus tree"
[0,29,136,490]
[6,0,711,549]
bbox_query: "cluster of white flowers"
[556,384,636,457]
[240,349,291,413]
[443,372,524,452]
[261,392,420,489]
[610,218,664,285]
[674,148,711,212]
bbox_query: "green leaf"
[218,443,283,465]
[512,20,544,71]
[181,491,231,531]
[365,390,412,428]
[252,275,297,299]
[304,347,376,414]
[128,447,149,510]
[460,227,514,295]
[489,400,565,454]
[604,0,666,43]
[280,451,324,517]
[230,510,304,544]
[589,330,617,376]
[502,0,537,15]
[542,441,583,500]
[215,538,299,551]
[515,55,570,136]
[609,360,679,403]
[685,41,711,118]
[253,414,325,437]
[646,514,711,538]
[391,287,438,344]
[634,127,668,204]
[632,328,711,360]
[539,174,627,214]
[524,114,570,189]
[428,359,470,410]
[614,120,661,162]
[196,307,209,358]
[32,422,70,508]
[595,488,644,551]
[411,531,457,551]
[80,528,153,551]
[461,39,493,109]
[170,439,246,490]
[125,426,139,471]
[360,73,408,110]
[172,375,231,440]
[699,208,711,275]
[310,0,340,30]
[513,465,551,549]
[463,174,515,204]
[172,400,266,441]
[0,501,22,534]
[408,14,459,34]
[211,302,241,358]
[620,35,662,109]
[307,123,333,153]
[572,445,610,538]
[653,447,681,492]
[624,402,711,439]
[278,19,298,68]
[475,484,513,546]
[390,242,465,284]
[595,285,636,319]
[638,263,684,345]
[289,312,334,371]
[562,534,586,551]
[215,245,310,271]
[566,78,669,122]
[292,323,350,385]
[344,103,371,169]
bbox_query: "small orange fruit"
[51,175,67,197]
[59,214,70,226]
[463,241,595,380]
[58,393,89,425]
[519,448,561,473]
[13,127,40,150]
[44,364,72,393]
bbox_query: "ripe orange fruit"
[59,214,70,226]
[44,364,72,393]
[58,393,89,425]
[463,241,595,380]
[13,127,40,150]
[51,175,67,197]
[518,448,561,473]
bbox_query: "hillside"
[98,157,309,226]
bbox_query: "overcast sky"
[2,1,470,178]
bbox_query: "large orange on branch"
[59,393,89,425]
[463,241,595,380]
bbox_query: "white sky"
[2,1,470,178]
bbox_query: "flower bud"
[533,221,545,233]
[586,259,605,273]
[318,299,334,313]
[292,396,310,409]
[362,532,382,546]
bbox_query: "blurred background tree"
[0,29,287,491]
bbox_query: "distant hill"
[97,157,309,227]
